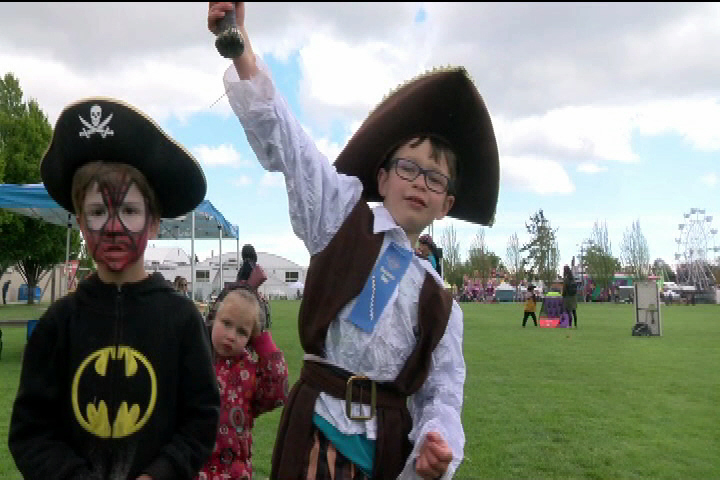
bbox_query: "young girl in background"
[197,265,289,480]
[416,234,443,277]
[522,284,539,327]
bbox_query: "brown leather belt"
[301,360,407,420]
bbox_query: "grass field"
[1,300,718,479]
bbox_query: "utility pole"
[578,241,589,302]
[580,243,584,302]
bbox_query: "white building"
[144,246,193,267]
[143,246,307,302]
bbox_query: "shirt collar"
[372,204,403,234]
[372,204,444,282]
[372,204,413,250]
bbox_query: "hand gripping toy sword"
[215,3,245,59]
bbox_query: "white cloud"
[293,21,435,132]
[577,163,609,174]
[3,2,720,271]
[0,45,228,127]
[501,155,575,195]
[632,97,720,151]
[494,105,639,165]
[5,3,720,168]
[259,172,285,188]
[193,144,248,168]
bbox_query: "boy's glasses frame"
[387,157,453,194]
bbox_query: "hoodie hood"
[75,272,175,311]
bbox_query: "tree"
[505,232,525,297]
[0,72,82,303]
[521,209,559,287]
[0,73,46,182]
[652,258,676,282]
[620,219,650,280]
[440,224,464,290]
[584,221,621,297]
[466,229,494,286]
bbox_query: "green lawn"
[1,301,719,479]
[0,303,49,321]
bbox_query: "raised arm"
[249,331,289,416]
[208,2,364,255]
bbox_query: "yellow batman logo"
[71,346,157,438]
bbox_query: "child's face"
[78,180,158,272]
[377,138,455,239]
[211,292,258,357]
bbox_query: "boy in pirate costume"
[208,3,499,478]
[8,97,221,480]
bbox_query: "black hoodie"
[8,272,220,480]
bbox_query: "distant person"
[562,265,578,328]
[2,279,10,304]
[236,243,257,283]
[416,233,443,277]
[522,284,539,327]
[236,243,271,329]
[664,290,673,305]
[174,275,190,298]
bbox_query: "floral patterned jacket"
[197,331,289,480]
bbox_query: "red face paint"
[81,177,151,272]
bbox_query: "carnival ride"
[674,208,718,299]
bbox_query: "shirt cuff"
[223,55,276,119]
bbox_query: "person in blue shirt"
[416,234,442,277]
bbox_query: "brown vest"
[271,199,454,479]
[299,198,453,394]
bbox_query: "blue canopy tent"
[0,183,239,299]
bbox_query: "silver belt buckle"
[345,375,377,421]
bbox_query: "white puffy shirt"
[224,59,466,480]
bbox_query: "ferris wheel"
[674,208,719,291]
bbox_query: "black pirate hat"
[334,67,499,226]
[40,97,206,218]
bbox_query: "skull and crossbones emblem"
[78,105,114,138]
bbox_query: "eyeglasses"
[388,157,453,194]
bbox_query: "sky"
[1,2,719,272]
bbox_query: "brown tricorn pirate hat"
[334,66,500,226]
[40,97,206,218]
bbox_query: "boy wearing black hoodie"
[8,97,220,480]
